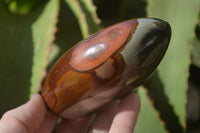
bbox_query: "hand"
[0,92,140,133]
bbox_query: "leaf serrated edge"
[29,0,61,97]
[65,0,90,38]
[141,86,169,133]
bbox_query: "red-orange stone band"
[69,20,138,72]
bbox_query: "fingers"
[0,92,140,133]
[109,93,141,133]
[56,116,92,133]
[0,94,46,133]
[88,102,120,133]
[38,111,58,133]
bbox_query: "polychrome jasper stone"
[41,18,171,119]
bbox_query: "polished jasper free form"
[41,18,171,119]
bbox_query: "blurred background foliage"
[0,0,200,132]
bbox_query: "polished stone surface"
[41,18,171,119]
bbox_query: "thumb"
[0,94,46,133]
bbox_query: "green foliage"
[135,87,167,133]
[0,1,46,115]
[30,0,59,96]
[65,0,100,38]
[2,0,44,15]
[0,0,200,132]
[148,0,199,128]
[192,14,200,68]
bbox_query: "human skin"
[0,91,140,133]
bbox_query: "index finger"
[109,93,141,133]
